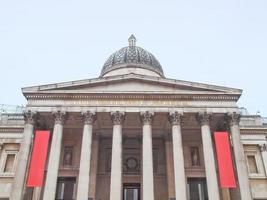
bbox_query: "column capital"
[111,111,125,125]
[259,143,267,152]
[53,111,66,125]
[24,110,37,125]
[82,111,96,125]
[169,111,183,125]
[197,112,212,126]
[140,111,154,125]
[226,112,240,126]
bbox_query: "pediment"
[22,74,242,101]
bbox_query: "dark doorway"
[55,177,76,200]
[123,183,140,200]
[187,178,208,200]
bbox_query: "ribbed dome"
[100,35,164,77]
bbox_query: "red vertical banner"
[27,130,50,187]
[214,131,236,188]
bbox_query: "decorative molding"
[259,143,267,152]
[24,93,239,102]
[169,111,183,125]
[227,112,240,126]
[81,111,96,125]
[197,112,212,126]
[0,128,24,133]
[111,111,125,125]
[53,111,66,125]
[140,111,154,125]
[24,110,36,125]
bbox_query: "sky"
[0,0,266,116]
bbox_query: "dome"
[100,35,164,77]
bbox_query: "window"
[187,178,208,200]
[4,154,16,173]
[247,155,258,174]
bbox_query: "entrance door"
[123,183,140,200]
[187,178,208,200]
[55,177,76,200]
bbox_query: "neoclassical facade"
[0,36,267,200]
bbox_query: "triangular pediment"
[22,74,242,100]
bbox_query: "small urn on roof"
[128,34,136,46]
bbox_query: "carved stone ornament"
[169,111,183,125]
[140,111,154,125]
[111,111,125,125]
[53,111,66,125]
[227,112,240,126]
[259,143,267,152]
[82,111,96,125]
[197,112,212,126]
[24,110,37,125]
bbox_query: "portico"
[12,107,248,200]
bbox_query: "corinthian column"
[110,111,125,200]
[43,111,66,200]
[260,143,267,175]
[10,111,36,200]
[169,112,187,200]
[77,111,96,200]
[140,111,155,200]
[197,112,220,200]
[227,112,252,200]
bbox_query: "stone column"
[259,143,267,175]
[89,135,100,199]
[110,111,125,200]
[10,111,36,200]
[77,111,96,200]
[43,111,66,200]
[197,112,220,200]
[227,112,252,200]
[164,135,175,199]
[0,142,3,158]
[140,111,155,200]
[169,112,187,200]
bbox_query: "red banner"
[214,132,236,188]
[27,130,50,187]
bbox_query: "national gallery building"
[0,35,267,200]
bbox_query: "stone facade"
[0,36,267,200]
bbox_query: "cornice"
[24,93,239,102]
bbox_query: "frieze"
[25,93,239,102]
[27,99,237,108]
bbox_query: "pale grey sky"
[0,0,266,116]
